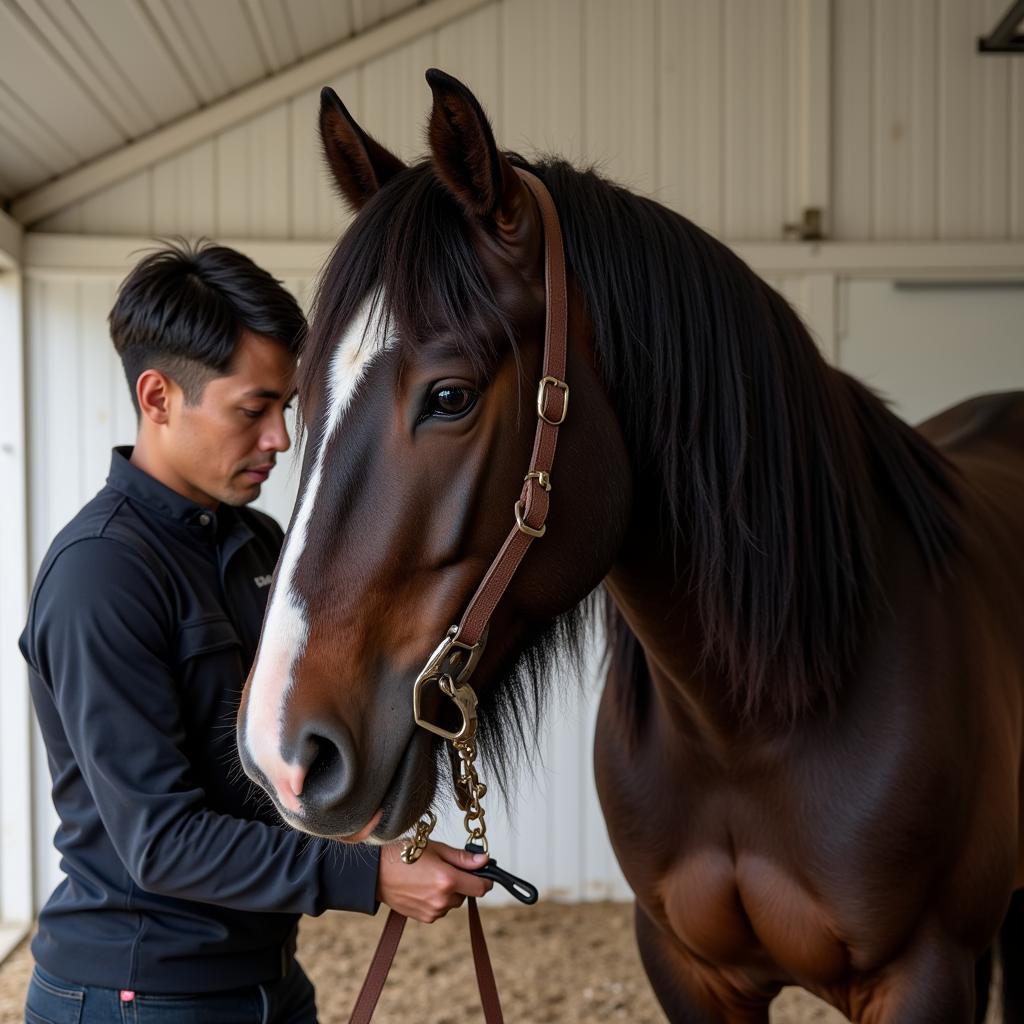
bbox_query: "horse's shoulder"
[916,390,1024,453]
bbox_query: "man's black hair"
[109,238,306,413]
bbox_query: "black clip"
[466,842,538,905]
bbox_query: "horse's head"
[237,70,631,841]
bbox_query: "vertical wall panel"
[872,0,938,239]
[657,0,722,235]
[0,266,32,929]
[937,0,1010,239]
[79,173,153,236]
[832,0,873,239]
[152,142,216,237]
[248,106,292,237]
[359,34,437,162]
[290,75,355,244]
[722,0,788,238]
[216,122,253,237]
[1013,59,1024,239]
[584,0,657,196]
[78,280,121,494]
[501,0,582,162]
[35,203,85,235]
[435,3,502,134]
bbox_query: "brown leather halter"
[410,166,569,741]
[346,167,568,1023]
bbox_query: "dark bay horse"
[237,70,1024,1022]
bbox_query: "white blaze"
[244,297,390,780]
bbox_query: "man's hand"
[376,840,493,923]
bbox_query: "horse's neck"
[604,515,748,740]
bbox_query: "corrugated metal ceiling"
[0,0,422,205]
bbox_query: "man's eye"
[241,408,263,419]
[423,386,478,420]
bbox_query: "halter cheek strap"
[410,168,570,740]
[453,167,569,649]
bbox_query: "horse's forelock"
[299,162,518,423]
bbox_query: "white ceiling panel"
[184,0,268,92]
[0,1,126,164]
[0,120,52,194]
[286,0,354,54]
[0,0,424,207]
[74,0,199,123]
[0,78,80,170]
[20,0,154,137]
[245,0,298,73]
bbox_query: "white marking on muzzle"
[243,296,392,788]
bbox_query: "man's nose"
[262,411,291,452]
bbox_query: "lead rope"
[346,168,566,1023]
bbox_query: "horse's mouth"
[245,716,439,843]
[339,808,383,843]
[370,725,438,842]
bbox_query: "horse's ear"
[425,68,528,229]
[319,87,406,213]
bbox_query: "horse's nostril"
[291,721,355,810]
[307,734,341,785]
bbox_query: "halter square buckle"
[537,376,569,425]
[412,627,485,741]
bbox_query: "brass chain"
[401,684,489,863]
[454,738,488,855]
[399,810,436,864]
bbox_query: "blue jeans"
[25,962,317,1023]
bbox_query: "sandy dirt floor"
[0,901,1000,1022]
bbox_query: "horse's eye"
[425,385,478,419]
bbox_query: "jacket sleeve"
[26,536,379,916]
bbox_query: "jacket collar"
[106,446,235,538]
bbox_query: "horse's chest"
[659,848,850,983]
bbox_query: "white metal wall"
[34,0,1024,243]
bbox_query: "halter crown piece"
[347,168,569,1024]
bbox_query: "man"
[19,240,490,1022]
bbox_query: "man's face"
[165,330,296,507]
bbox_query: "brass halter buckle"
[411,626,486,742]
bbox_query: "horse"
[237,69,1024,1022]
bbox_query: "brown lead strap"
[348,902,503,1024]
[468,897,505,1022]
[347,910,407,1024]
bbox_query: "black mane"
[303,155,960,766]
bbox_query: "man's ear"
[136,369,173,425]
[425,68,532,236]
[320,86,406,213]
